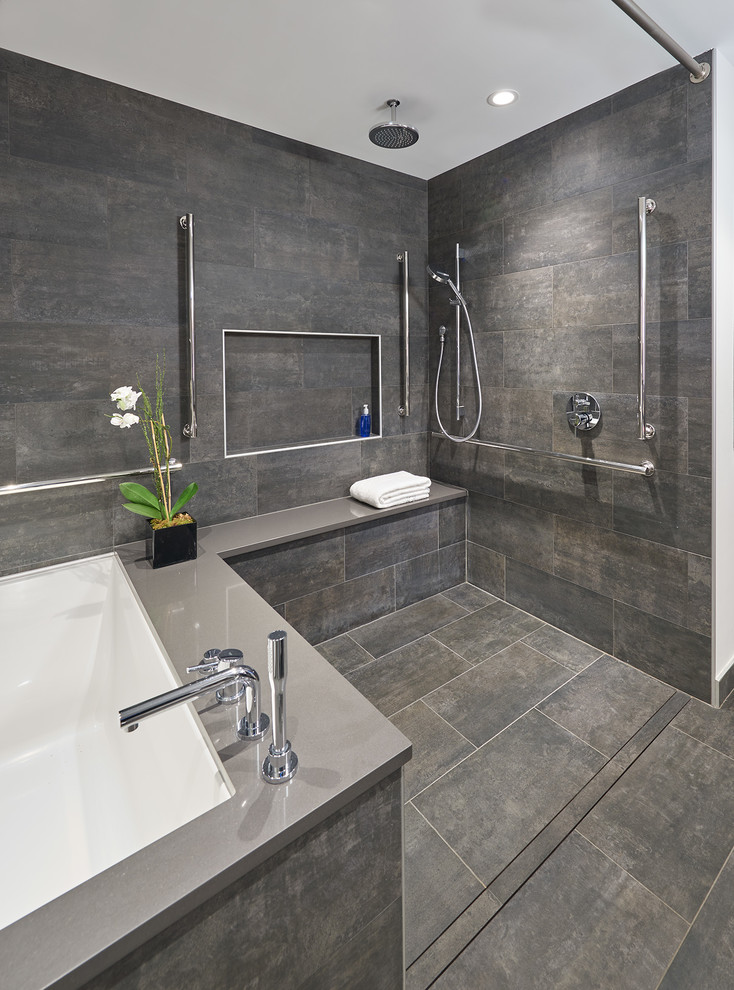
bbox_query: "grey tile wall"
[0,47,429,574]
[81,771,403,990]
[228,499,466,644]
[429,57,713,700]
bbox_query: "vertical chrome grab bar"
[398,251,410,417]
[180,213,198,438]
[637,197,656,441]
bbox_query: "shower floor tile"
[348,593,468,658]
[404,804,483,967]
[537,652,675,757]
[389,701,475,802]
[431,599,544,664]
[423,640,573,747]
[345,636,471,718]
[412,709,605,885]
[315,583,734,989]
[430,831,688,990]
[577,724,734,922]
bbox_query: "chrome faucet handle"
[186,648,245,704]
[214,648,246,704]
[186,648,222,675]
[262,631,298,784]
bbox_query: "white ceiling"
[0,0,732,180]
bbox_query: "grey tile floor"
[317,584,734,990]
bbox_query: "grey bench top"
[208,481,467,558]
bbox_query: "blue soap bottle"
[359,404,371,437]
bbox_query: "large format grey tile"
[285,566,395,645]
[414,710,604,885]
[521,624,603,673]
[299,899,403,990]
[404,805,483,967]
[228,530,344,605]
[554,515,691,627]
[506,558,614,654]
[440,583,498,612]
[344,507,438,580]
[469,491,554,573]
[390,701,475,802]
[538,654,675,757]
[432,831,687,990]
[406,889,502,990]
[614,601,711,702]
[672,697,734,761]
[346,636,471,718]
[349,594,468,658]
[431,600,544,665]
[658,848,734,990]
[315,634,374,676]
[578,725,734,921]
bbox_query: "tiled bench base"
[227,485,467,644]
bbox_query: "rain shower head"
[369,100,419,150]
[426,265,452,284]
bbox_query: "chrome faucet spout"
[119,661,269,741]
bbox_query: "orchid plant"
[109,359,197,528]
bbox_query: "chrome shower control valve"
[566,392,601,433]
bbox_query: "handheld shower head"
[426,265,452,284]
[427,264,467,306]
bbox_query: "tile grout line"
[408,801,488,890]
[574,831,691,926]
[533,706,610,761]
[669,722,734,765]
[653,842,734,990]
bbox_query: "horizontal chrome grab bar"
[431,432,655,477]
[0,460,182,496]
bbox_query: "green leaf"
[171,481,198,517]
[121,501,163,519]
[119,482,161,510]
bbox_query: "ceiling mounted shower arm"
[610,0,710,83]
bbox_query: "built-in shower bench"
[218,480,468,645]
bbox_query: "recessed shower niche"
[223,330,382,457]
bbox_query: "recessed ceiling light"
[487,89,519,107]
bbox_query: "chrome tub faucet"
[119,647,269,741]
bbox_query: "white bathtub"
[0,553,234,932]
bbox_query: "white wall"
[712,49,734,703]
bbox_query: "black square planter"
[148,517,197,568]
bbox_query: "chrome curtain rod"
[610,0,710,82]
[0,461,182,496]
[431,433,655,477]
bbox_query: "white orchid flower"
[110,386,142,411]
[110,412,140,429]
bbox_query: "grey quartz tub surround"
[0,504,416,990]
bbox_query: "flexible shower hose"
[434,290,483,443]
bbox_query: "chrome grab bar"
[0,460,182,496]
[180,214,198,438]
[398,251,410,417]
[431,432,655,477]
[638,196,656,441]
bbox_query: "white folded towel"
[350,471,431,509]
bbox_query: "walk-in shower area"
[428,51,714,706]
[317,584,734,989]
